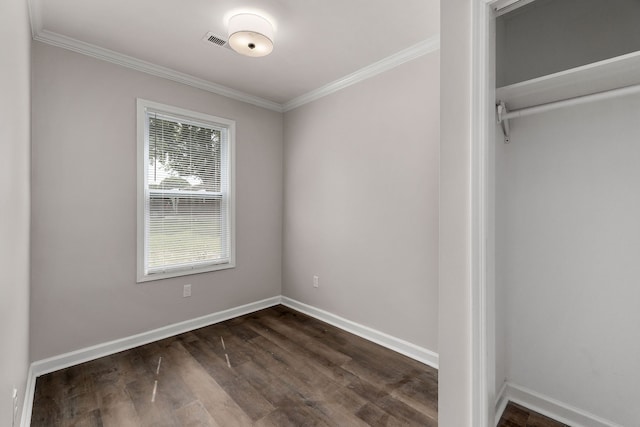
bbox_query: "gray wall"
[494,124,508,397]
[0,0,31,423]
[30,42,283,361]
[282,52,440,352]
[496,2,640,424]
[440,0,475,425]
[491,12,508,401]
[498,95,640,426]
[496,0,640,87]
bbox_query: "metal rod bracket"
[497,101,510,143]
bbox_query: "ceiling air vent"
[203,32,231,50]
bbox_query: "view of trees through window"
[148,116,221,192]
[147,115,225,270]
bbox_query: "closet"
[493,1,640,426]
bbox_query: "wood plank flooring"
[31,305,438,426]
[498,402,568,427]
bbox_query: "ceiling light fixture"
[227,13,274,57]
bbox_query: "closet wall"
[496,0,640,86]
[495,2,640,426]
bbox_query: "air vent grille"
[203,32,228,47]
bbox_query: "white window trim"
[136,98,236,282]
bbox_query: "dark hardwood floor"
[498,402,568,427]
[31,305,438,426]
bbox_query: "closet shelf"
[496,50,640,111]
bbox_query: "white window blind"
[137,99,235,282]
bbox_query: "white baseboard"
[22,296,281,426]
[30,296,282,378]
[494,381,509,426]
[22,294,438,426]
[280,296,439,369]
[19,366,36,427]
[494,382,623,427]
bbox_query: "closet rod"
[500,82,640,122]
[497,82,640,142]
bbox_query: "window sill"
[136,261,235,283]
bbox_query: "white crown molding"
[27,0,42,38]
[32,29,284,112]
[281,296,439,369]
[28,0,440,113]
[495,382,624,427]
[282,35,441,112]
[30,20,440,115]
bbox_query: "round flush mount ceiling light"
[227,13,274,57]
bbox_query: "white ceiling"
[30,0,440,108]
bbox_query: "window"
[137,99,235,282]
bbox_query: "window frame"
[136,98,236,282]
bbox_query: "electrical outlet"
[183,284,192,297]
[313,275,319,288]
